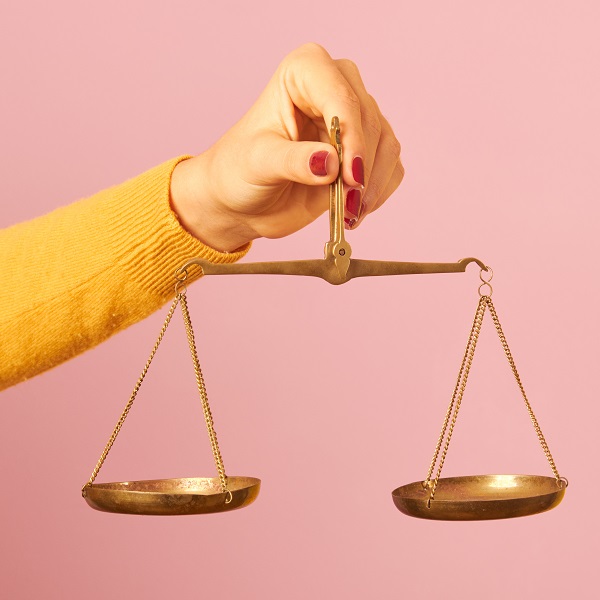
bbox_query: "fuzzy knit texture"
[0,156,251,391]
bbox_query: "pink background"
[1,1,598,598]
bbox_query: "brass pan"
[391,474,567,521]
[83,476,260,516]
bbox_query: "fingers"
[249,134,340,186]
[357,108,403,223]
[358,159,405,224]
[333,62,403,229]
[334,58,379,224]
[280,44,367,188]
[273,43,404,230]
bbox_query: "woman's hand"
[170,43,404,252]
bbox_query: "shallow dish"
[392,474,566,520]
[83,476,260,515]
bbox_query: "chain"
[424,296,486,483]
[424,296,487,503]
[82,295,180,495]
[82,272,231,502]
[424,267,563,505]
[179,292,230,499]
[486,299,560,480]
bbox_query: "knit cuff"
[102,156,251,300]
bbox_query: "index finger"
[279,43,366,188]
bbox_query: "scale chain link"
[425,296,487,484]
[179,293,230,498]
[486,299,560,480]
[82,295,181,494]
[426,297,487,503]
[82,284,231,502]
[424,273,562,505]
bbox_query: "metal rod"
[177,256,487,286]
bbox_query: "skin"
[170,43,404,253]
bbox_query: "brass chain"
[486,299,560,480]
[178,292,230,499]
[424,296,487,503]
[424,268,562,505]
[82,295,180,495]
[423,298,486,488]
[82,278,230,501]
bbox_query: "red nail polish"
[352,156,365,187]
[346,188,361,219]
[345,217,357,229]
[309,151,329,176]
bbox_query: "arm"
[0,157,250,390]
[0,43,404,391]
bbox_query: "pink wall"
[1,1,598,598]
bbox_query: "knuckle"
[366,178,384,204]
[363,111,382,139]
[282,43,329,70]
[368,94,380,109]
[297,42,329,58]
[398,159,405,179]
[282,146,298,178]
[337,58,360,75]
[388,135,402,159]
[332,85,361,111]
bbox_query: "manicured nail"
[309,151,329,176]
[346,188,362,219]
[345,217,357,229]
[352,156,365,187]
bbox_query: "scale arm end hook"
[458,257,488,271]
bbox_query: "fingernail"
[346,188,362,219]
[352,156,365,187]
[309,151,329,176]
[345,217,357,229]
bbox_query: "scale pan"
[83,476,260,515]
[392,474,566,521]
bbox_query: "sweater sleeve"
[0,156,251,391]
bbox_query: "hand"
[170,43,404,252]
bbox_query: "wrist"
[169,154,254,252]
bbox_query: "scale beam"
[178,256,487,285]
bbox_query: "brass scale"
[82,118,567,520]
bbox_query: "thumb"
[255,136,340,186]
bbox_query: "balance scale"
[82,118,567,520]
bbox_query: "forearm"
[0,156,250,391]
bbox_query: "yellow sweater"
[0,156,250,391]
